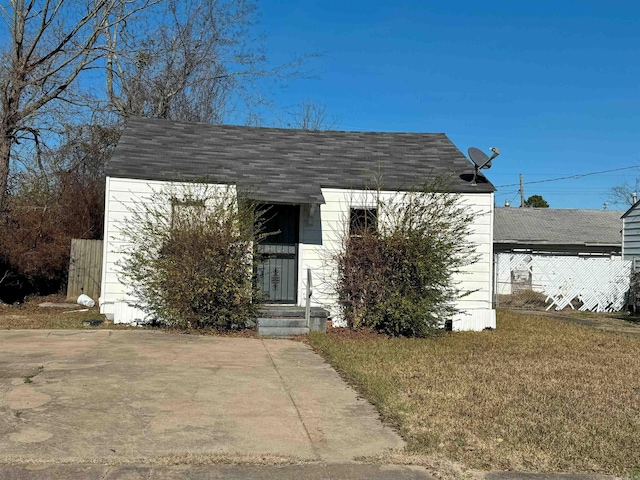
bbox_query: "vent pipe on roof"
[505,200,510,207]
[632,192,638,204]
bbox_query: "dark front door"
[257,204,299,303]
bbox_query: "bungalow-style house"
[100,117,496,331]
[494,207,629,311]
[622,200,640,271]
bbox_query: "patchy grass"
[0,296,258,336]
[307,310,640,475]
[0,295,129,330]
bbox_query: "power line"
[495,190,520,197]
[496,189,613,196]
[495,165,640,188]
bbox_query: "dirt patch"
[162,326,259,338]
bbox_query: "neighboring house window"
[349,207,377,236]
[171,198,205,230]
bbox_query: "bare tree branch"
[0,268,11,285]
[287,100,339,131]
[105,0,316,123]
[0,0,317,214]
[608,179,640,207]
[0,0,157,212]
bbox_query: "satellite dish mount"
[468,147,500,185]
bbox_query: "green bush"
[118,183,268,330]
[335,186,479,337]
[366,293,440,337]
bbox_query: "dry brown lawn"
[0,296,258,336]
[0,295,129,329]
[307,310,640,475]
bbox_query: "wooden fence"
[66,239,103,302]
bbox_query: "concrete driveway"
[0,330,403,465]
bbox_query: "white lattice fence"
[496,253,631,312]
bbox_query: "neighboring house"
[622,200,640,271]
[494,207,629,311]
[100,117,496,330]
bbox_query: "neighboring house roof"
[494,207,623,248]
[107,117,495,204]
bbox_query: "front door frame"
[256,203,299,304]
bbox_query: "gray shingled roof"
[494,207,623,247]
[107,117,495,204]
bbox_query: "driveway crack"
[99,465,111,480]
[260,339,321,461]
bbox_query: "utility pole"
[519,174,525,208]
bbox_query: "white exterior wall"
[102,178,495,330]
[100,177,231,323]
[623,206,640,270]
[297,188,495,331]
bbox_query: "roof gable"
[621,199,640,218]
[106,117,495,204]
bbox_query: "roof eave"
[494,240,621,248]
[622,199,640,218]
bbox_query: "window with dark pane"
[349,208,377,236]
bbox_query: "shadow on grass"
[611,313,640,325]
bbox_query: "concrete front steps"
[258,306,328,337]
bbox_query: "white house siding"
[100,177,232,323]
[297,189,495,331]
[103,179,495,330]
[623,206,640,271]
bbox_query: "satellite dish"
[467,146,500,185]
[468,147,492,169]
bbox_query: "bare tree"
[105,0,311,123]
[0,0,155,213]
[288,100,339,130]
[0,0,318,211]
[608,178,640,207]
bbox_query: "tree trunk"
[0,134,11,214]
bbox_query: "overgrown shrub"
[335,187,479,337]
[0,124,118,302]
[118,184,268,330]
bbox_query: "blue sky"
[256,0,640,210]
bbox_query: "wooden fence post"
[66,239,103,302]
